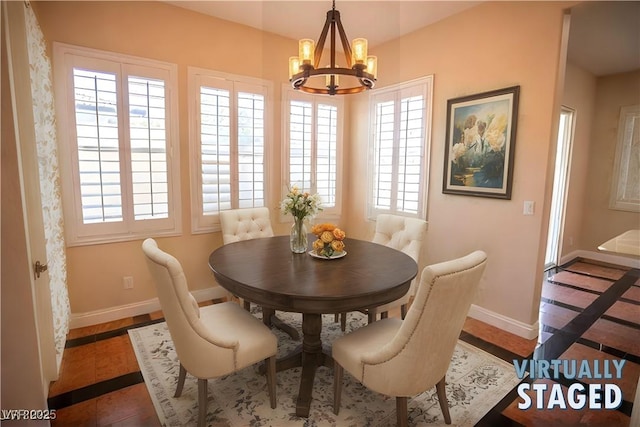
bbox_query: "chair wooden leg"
[400,303,407,319]
[340,312,347,331]
[266,355,277,408]
[396,396,408,427]
[243,299,251,311]
[380,311,388,319]
[436,376,452,424]
[197,378,208,427]
[333,361,343,415]
[174,363,186,397]
[334,313,339,323]
[367,308,377,324]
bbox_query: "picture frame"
[443,86,520,199]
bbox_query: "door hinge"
[34,260,48,278]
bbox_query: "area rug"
[129,310,521,426]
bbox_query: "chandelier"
[288,0,377,96]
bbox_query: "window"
[54,43,181,245]
[283,88,343,216]
[609,104,640,212]
[189,68,272,232]
[368,76,433,219]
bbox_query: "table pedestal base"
[262,307,300,340]
[259,313,331,417]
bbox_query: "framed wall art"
[443,86,520,199]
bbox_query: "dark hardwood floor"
[48,258,638,426]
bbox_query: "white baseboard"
[560,250,640,269]
[68,286,229,329]
[468,304,539,340]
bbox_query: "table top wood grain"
[208,235,419,314]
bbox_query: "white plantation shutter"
[284,89,342,215]
[128,76,169,220]
[397,95,424,213]
[237,91,265,208]
[190,69,271,232]
[55,44,181,245]
[200,85,232,214]
[369,76,432,219]
[316,104,338,207]
[289,100,313,191]
[373,99,395,211]
[73,68,123,223]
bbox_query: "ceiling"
[163,1,481,48]
[166,1,640,77]
[567,1,640,76]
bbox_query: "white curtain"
[24,3,70,371]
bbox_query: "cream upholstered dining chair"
[219,207,274,310]
[218,207,300,340]
[336,214,427,330]
[142,238,277,427]
[219,207,275,244]
[332,250,487,427]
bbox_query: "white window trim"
[53,42,181,246]
[281,86,344,222]
[609,104,640,212]
[367,75,433,221]
[188,67,273,233]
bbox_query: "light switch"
[523,201,535,215]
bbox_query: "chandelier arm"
[333,12,353,68]
[313,11,333,69]
[330,13,337,68]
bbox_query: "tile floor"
[48,258,638,426]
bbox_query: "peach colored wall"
[560,62,596,257]
[33,1,572,329]
[347,1,571,326]
[33,0,299,314]
[581,70,640,255]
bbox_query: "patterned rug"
[129,309,521,426]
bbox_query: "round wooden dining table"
[208,235,418,417]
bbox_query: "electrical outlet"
[123,276,134,290]
[523,201,535,215]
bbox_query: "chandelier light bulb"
[366,56,378,78]
[289,57,300,80]
[326,73,339,88]
[299,39,315,65]
[351,38,368,65]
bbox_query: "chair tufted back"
[219,207,274,244]
[360,250,487,396]
[372,214,427,263]
[372,214,427,302]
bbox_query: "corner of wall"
[468,304,539,340]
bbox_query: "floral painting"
[443,86,519,199]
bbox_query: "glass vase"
[290,217,308,253]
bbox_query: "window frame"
[367,76,433,220]
[53,43,181,246]
[188,67,273,233]
[281,86,344,220]
[609,104,640,212]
